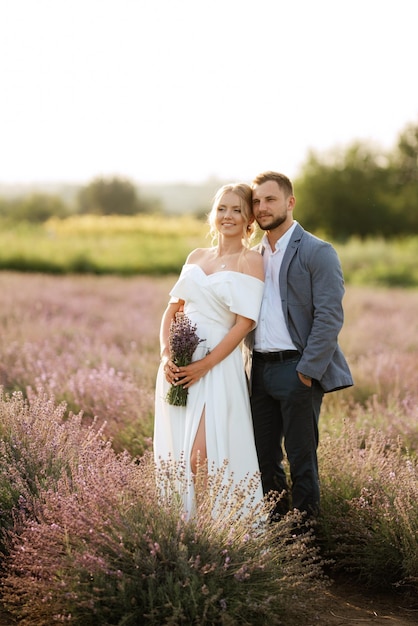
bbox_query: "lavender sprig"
[165,313,204,407]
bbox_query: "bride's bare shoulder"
[186,248,211,264]
[239,248,264,281]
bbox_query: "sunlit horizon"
[1,0,417,186]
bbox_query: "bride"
[153,183,264,518]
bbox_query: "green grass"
[0,215,209,275]
[0,215,417,285]
[335,236,418,287]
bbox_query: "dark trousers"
[250,356,324,517]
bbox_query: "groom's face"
[252,181,294,231]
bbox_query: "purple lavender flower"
[165,313,204,407]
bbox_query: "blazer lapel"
[279,223,303,306]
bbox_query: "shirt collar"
[261,220,298,253]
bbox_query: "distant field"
[0,214,208,274]
[0,214,417,286]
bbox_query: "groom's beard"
[257,214,287,231]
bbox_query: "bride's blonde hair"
[208,183,256,247]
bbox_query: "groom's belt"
[253,350,300,363]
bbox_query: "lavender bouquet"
[165,313,204,407]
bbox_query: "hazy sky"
[1,0,417,185]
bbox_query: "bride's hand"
[162,357,180,384]
[177,359,209,388]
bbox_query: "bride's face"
[214,191,247,237]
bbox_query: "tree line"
[1,120,417,240]
[0,177,159,223]
[294,120,418,239]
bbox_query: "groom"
[245,171,353,519]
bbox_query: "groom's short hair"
[252,171,294,197]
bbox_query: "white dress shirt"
[254,221,298,352]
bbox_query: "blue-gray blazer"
[244,223,354,393]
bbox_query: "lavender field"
[1,272,416,453]
[0,271,417,624]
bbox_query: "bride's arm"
[175,314,254,389]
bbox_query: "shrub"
[0,389,83,554]
[1,273,418,617]
[318,420,418,591]
[0,194,69,223]
[0,391,327,625]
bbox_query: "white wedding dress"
[154,263,264,517]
